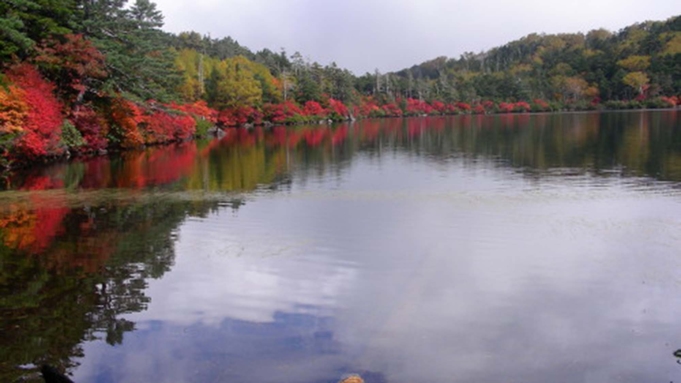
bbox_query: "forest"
[0,0,679,165]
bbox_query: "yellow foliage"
[584,85,600,99]
[0,84,29,134]
[0,207,35,249]
[661,32,681,56]
[208,56,263,109]
[510,63,532,76]
[175,49,204,101]
[617,55,651,71]
[544,36,567,52]
[618,27,648,53]
[622,71,649,95]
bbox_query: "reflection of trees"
[0,110,679,381]
[0,197,222,382]
[347,111,681,182]
[221,112,680,185]
[3,111,681,194]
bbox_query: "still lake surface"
[2,111,681,383]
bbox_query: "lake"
[2,111,681,383]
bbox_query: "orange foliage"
[0,84,28,134]
[110,98,144,148]
[0,175,68,254]
[6,64,64,158]
[111,99,197,147]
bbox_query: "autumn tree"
[34,34,107,105]
[205,57,262,109]
[622,71,649,96]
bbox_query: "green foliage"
[0,0,78,63]
[194,117,212,137]
[60,119,85,149]
[384,15,681,102]
[80,0,181,102]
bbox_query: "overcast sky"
[152,0,681,75]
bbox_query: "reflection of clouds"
[77,157,681,383]
[127,217,359,325]
[78,313,351,383]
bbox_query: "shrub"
[0,84,28,134]
[60,120,86,149]
[6,64,64,159]
[195,118,213,137]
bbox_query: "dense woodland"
[0,0,679,164]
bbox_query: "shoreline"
[3,107,679,174]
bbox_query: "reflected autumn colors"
[4,110,681,194]
[1,110,681,383]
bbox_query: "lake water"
[2,111,681,383]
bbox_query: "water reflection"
[1,110,681,382]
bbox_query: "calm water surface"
[2,111,681,383]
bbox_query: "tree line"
[0,0,679,164]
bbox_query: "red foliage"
[331,126,348,146]
[455,102,471,112]
[407,119,424,138]
[111,143,197,188]
[498,102,515,113]
[303,100,326,117]
[174,113,197,140]
[514,101,531,112]
[443,103,459,114]
[70,105,108,151]
[235,127,256,147]
[357,98,382,118]
[110,99,196,146]
[303,127,326,147]
[266,126,288,147]
[472,104,486,114]
[232,106,254,125]
[218,106,262,126]
[430,100,445,114]
[139,143,197,185]
[143,111,168,144]
[533,98,550,111]
[217,109,235,126]
[33,205,69,252]
[110,98,144,148]
[7,64,64,158]
[382,103,403,117]
[169,100,218,123]
[481,100,495,110]
[405,98,433,115]
[327,98,349,118]
[34,34,107,105]
[263,101,303,124]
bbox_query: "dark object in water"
[41,365,74,383]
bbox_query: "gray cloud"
[153,0,681,74]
